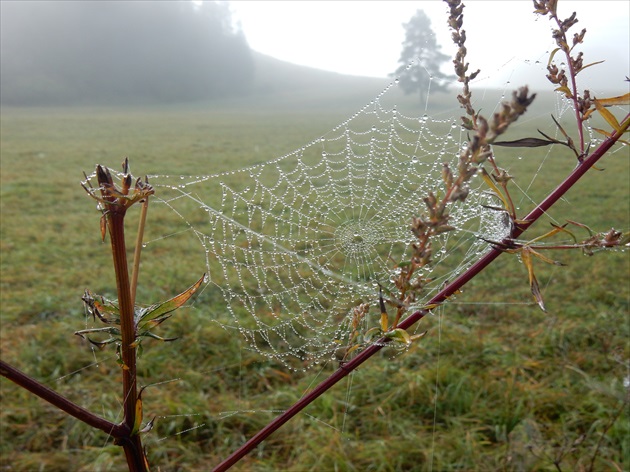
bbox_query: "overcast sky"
[230,0,629,92]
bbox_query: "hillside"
[213,51,562,119]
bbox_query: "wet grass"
[1,94,628,471]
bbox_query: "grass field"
[1,86,629,471]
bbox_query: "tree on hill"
[392,10,453,104]
[0,1,254,106]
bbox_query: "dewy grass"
[1,0,629,470]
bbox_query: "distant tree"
[392,10,453,104]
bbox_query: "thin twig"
[130,196,150,307]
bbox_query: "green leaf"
[385,328,412,345]
[364,327,383,343]
[137,274,205,322]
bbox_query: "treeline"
[0,1,254,106]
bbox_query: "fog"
[1,1,627,107]
[232,1,629,93]
[0,1,253,105]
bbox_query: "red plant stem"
[0,360,126,437]
[107,213,138,430]
[213,116,629,472]
[107,213,148,472]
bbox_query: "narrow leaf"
[594,100,622,131]
[521,248,546,312]
[550,115,571,140]
[139,313,173,331]
[493,137,557,148]
[344,344,363,358]
[528,223,571,244]
[547,47,561,67]
[100,214,108,242]
[592,128,630,145]
[140,416,156,434]
[380,312,389,332]
[138,331,179,343]
[576,60,605,74]
[529,248,566,266]
[566,220,594,237]
[131,388,145,435]
[378,287,388,331]
[139,274,205,321]
[410,330,428,341]
[480,168,509,212]
[595,93,630,107]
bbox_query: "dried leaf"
[100,214,108,242]
[528,223,571,244]
[595,93,630,107]
[529,248,565,267]
[521,248,546,312]
[566,220,594,236]
[551,115,571,140]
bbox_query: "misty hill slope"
[215,52,560,118]
[204,51,396,113]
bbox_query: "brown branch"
[0,359,126,437]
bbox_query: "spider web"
[147,82,510,370]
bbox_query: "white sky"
[230,0,630,92]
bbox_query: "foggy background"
[1,0,628,107]
[0,1,253,105]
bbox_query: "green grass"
[1,90,628,471]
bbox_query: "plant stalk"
[130,196,149,307]
[107,212,148,472]
[0,360,125,437]
[212,115,629,472]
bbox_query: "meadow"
[1,85,628,471]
